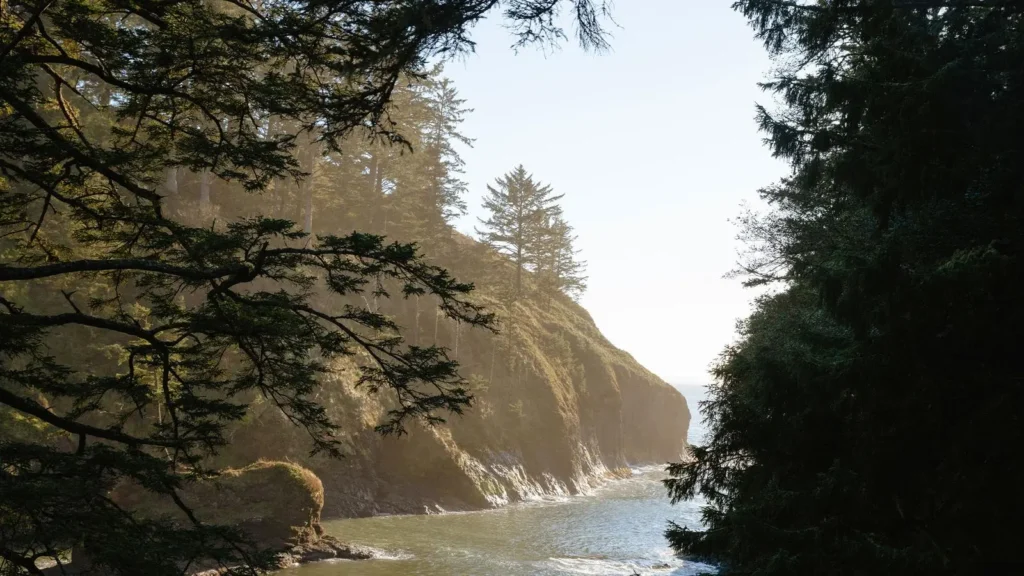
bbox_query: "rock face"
[112,461,326,549]
[51,461,340,575]
[215,288,691,519]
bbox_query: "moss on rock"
[113,460,325,550]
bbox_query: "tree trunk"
[414,295,421,346]
[369,150,383,232]
[199,169,211,209]
[515,253,522,297]
[301,143,315,234]
[164,167,178,195]
[275,178,288,219]
[302,177,313,234]
[454,319,460,360]
[489,337,497,384]
[434,304,440,344]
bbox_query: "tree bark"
[414,295,420,346]
[301,141,316,234]
[489,337,497,384]
[434,304,440,344]
[199,169,211,209]
[454,319,460,360]
[302,176,313,234]
[164,167,177,195]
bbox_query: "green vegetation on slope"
[217,230,688,518]
[666,2,1024,575]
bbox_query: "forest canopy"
[0,0,608,573]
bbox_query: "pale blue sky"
[444,2,787,386]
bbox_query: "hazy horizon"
[444,2,787,386]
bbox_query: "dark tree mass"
[666,1,1024,575]
[0,0,607,574]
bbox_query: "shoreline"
[36,464,675,575]
[279,463,704,576]
[317,461,670,525]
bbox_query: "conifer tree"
[0,0,611,573]
[422,71,473,227]
[537,215,587,300]
[476,165,563,297]
[665,2,1024,575]
[389,69,473,252]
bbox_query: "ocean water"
[284,385,711,576]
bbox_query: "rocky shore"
[191,536,377,575]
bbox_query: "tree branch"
[0,0,52,62]
[0,387,178,449]
[0,259,246,282]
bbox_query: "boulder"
[112,460,326,550]
[49,461,332,575]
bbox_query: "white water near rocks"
[285,386,711,576]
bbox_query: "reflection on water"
[285,468,711,576]
[286,385,711,576]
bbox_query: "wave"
[368,548,415,561]
[544,555,677,575]
[629,463,670,475]
[544,555,716,576]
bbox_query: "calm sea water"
[284,385,711,576]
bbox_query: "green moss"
[113,460,325,548]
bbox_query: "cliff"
[214,244,691,517]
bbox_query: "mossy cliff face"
[216,286,690,519]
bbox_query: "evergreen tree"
[666,2,1024,575]
[536,215,587,301]
[421,70,474,226]
[476,165,563,297]
[0,0,610,573]
[389,69,473,252]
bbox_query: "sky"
[442,1,788,387]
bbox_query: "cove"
[284,386,711,576]
[283,467,712,576]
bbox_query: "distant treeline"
[165,66,586,304]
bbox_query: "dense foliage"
[666,1,1024,575]
[0,0,609,573]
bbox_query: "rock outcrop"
[49,461,358,575]
[112,461,326,549]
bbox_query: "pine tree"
[388,68,473,253]
[476,165,563,297]
[421,70,473,227]
[665,2,1024,575]
[0,0,611,573]
[536,215,587,301]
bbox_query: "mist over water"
[285,386,711,576]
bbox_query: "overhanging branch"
[0,387,179,449]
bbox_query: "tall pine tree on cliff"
[666,1,1024,575]
[0,0,611,573]
[536,215,587,301]
[476,165,564,298]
